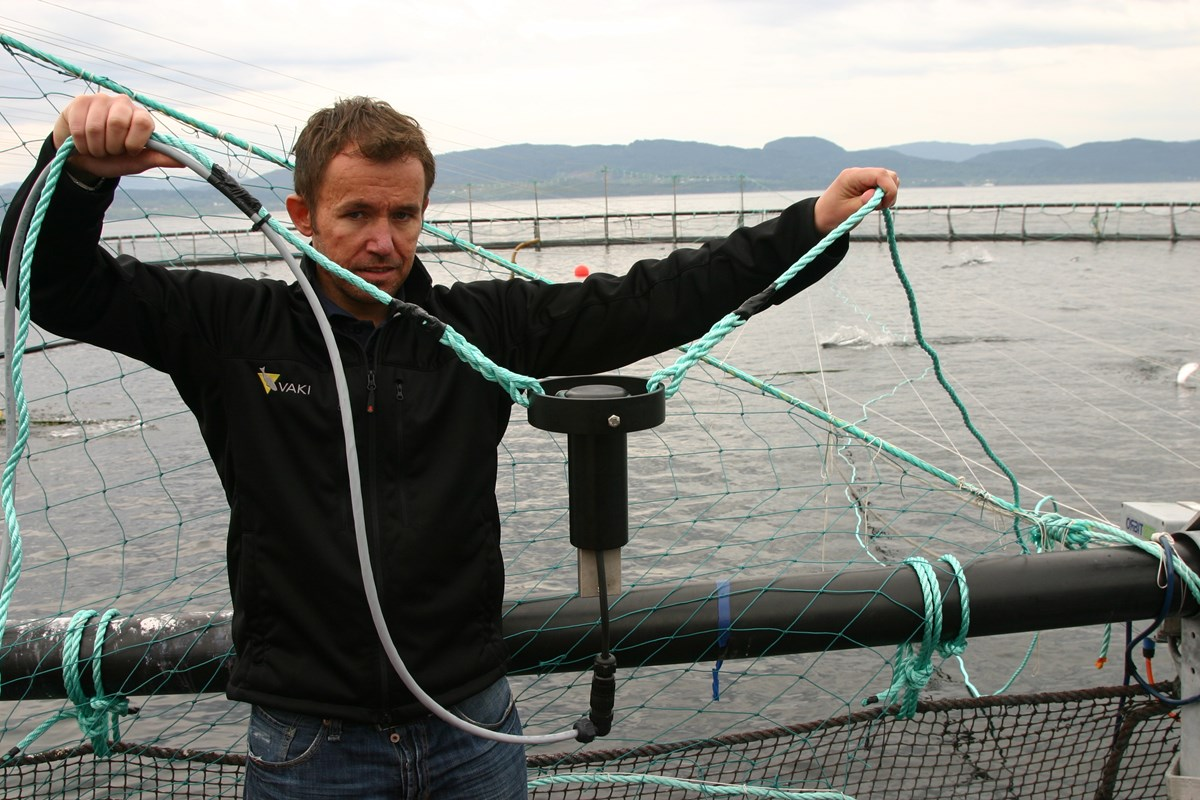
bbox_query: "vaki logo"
[257,367,311,396]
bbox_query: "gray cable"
[4,140,578,745]
[146,140,577,745]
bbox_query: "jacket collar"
[298,253,435,319]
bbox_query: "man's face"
[286,148,429,323]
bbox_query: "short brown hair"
[291,97,436,202]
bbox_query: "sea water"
[483,183,1200,726]
[3,182,1199,753]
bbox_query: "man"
[1,92,898,798]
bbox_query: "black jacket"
[1,136,847,722]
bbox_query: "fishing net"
[2,31,1199,799]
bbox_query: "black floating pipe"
[1,540,1195,700]
[505,540,1200,672]
[0,611,235,701]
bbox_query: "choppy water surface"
[4,185,1199,755]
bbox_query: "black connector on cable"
[587,652,618,737]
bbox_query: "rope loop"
[936,554,969,659]
[1,608,133,764]
[62,608,134,756]
[867,557,941,718]
[866,554,972,718]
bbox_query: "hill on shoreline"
[3,137,1198,210]
[427,136,1200,201]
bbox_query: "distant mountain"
[428,136,1200,201]
[4,138,1198,210]
[885,139,1064,162]
[959,139,1200,184]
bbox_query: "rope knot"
[866,555,970,719]
[3,608,134,763]
[1036,513,1094,550]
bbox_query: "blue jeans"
[242,677,528,799]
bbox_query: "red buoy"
[574,265,590,278]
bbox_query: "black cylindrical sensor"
[564,384,629,551]
[527,376,666,553]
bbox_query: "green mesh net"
[1,31,1199,799]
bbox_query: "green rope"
[0,140,74,654]
[0,277,32,608]
[937,554,969,660]
[527,773,856,799]
[647,189,884,397]
[0,34,289,173]
[881,210,1027,551]
[63,608,132,755]
[262,213,545,406]
[1,609,132,763]
[989,633,1041,696]
[7,35,1200,758]
[0,34,551,290]
[421,225,550,283]
[866,556,943,718]
[863,552,1057,716]
[646,330,1200,620]
[0,33,1181,567]
[84,130,544,406]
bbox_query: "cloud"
[1,0,1197,187]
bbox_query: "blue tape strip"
[711,580,731,701]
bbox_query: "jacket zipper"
[364,348,389,706]
[336,326,391,708]
[364,333,396,709]
[345,324,406,710]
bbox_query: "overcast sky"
[2,0,1197,182]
